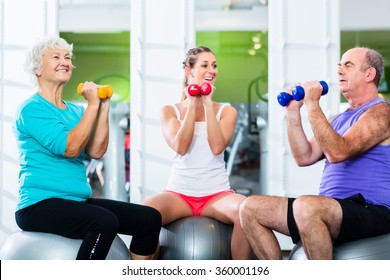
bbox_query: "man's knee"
[293,195,324,227]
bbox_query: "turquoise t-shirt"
[13,93,92,211]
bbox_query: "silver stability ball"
[159,217,233,260]
[0,231,130,260]
[289,233,390,260]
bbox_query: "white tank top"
[165,104,231,196]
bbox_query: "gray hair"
[360,47,384,87]
[25,36,73,86]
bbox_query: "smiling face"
[187,51,218,85]
[36,48,73,85]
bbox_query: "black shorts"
[287,194,390,245]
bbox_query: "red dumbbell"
[188,84,201,96]
[200,82,212,95]
[187,83,212,96]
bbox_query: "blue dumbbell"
[277,81,329,107]
[277,92,294,107]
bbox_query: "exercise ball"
[289,233,390,260]
[0,231,130,260]
[159,217,233,260]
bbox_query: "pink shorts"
[164,190,234,216]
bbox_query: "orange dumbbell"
[77,83,113,99]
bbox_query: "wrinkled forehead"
[44,47,71,56]
[340,48,366,64]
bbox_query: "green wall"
[341,30,390,98]
[61,32,130,102]
[61,30,390,104]
[197,31,268,104]
[60,31,268,105]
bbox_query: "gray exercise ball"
[289,233,390,260]
[0,231,130,260]
[159,217,233,260]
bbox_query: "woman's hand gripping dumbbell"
[77,83,113,99]
[187,82,213,96]
[277,80,328,107]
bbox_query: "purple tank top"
[319,98,390,208]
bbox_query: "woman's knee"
[142,206,162,233]
[90,211,120,235]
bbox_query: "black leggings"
[15,198,161,260]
